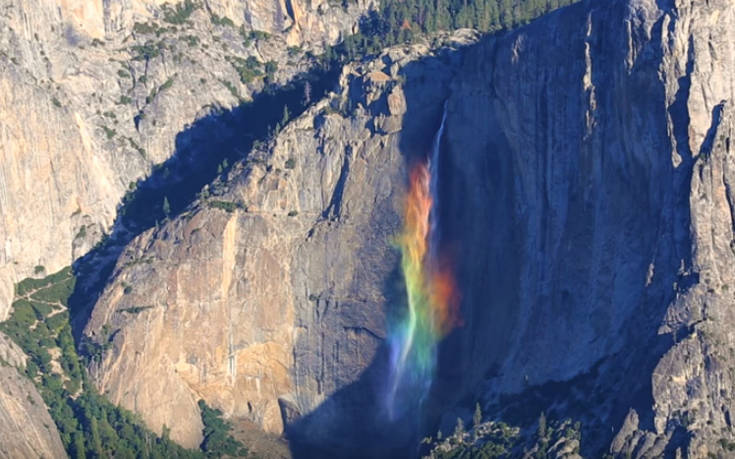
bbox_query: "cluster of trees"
[198,400,248,457]
[1,268,246,458]
[426,409,582,458]
[327,0,579,62]
[162,0,199,25]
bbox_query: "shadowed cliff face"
[291,0,735,455]
[79,37,470,450]
[80,0,735,457]
[431,0,735,456]
[69,69,339,335]
[0,0,371,320]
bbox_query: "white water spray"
[429,102,448,264]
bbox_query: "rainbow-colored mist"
[386,156,460,419]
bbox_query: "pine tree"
[162,196,171,217]
[303,81,312,104]
[281,105,291,127]
[473,403,483,441]
[89,417,102,456]
[538,411,547,438]
[454,417,465,443]
[72,431,86,459]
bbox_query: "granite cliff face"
[0,0,370,453]
[3,0,734,456]
[81,35,471,449]
[0,332,66,458]
[439,0,735,456]
[82,0,735,456]
[0,0,371,321]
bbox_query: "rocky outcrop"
[81,0,735,457]
[439,0,735,456]
[0,0,371,320]
[56,0,371,48]
[0,332,66,458]
[81,35,472,449]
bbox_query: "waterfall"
[429,102,448,262]
[385,102,458,421]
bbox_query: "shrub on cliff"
[198,400,248,457]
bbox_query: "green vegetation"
[52,97,62,108]
[75,225,87,241]
[429,420,518,458]
[287,210,299,217]
[163,0,199,25]
[183,35,200,47]
[198,400,248,457]
[264,60,278,76]
[15,266,73,296]
[146,76,177,104]
[325,0,579,64]
[227,56,263,84]
[207,200,243,213]
[210,14,235,27]
[131,41,165,61]
[133,21,158,35]
[425,408,581,459]
[102,125,116,140]
[248,30,270,41]
[1,268,251,457]
[285,158,296,169]
[161,76,176,91]
[719,438,735,452]
[0,268,203,457]
[219,79,244,102]
[127,137,147,158]
[120,306,154,314]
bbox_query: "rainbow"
[386,109,460,419]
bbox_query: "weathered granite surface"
[0,332,66,458]
[84,0,735,455]
[7,0,735,456]
[0,0,372,320]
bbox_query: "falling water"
[386,103,459,421]
[429,102,448,262]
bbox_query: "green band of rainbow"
[386,160,460,419]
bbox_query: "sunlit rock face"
[0,0,371,320]
[80,0,735,456]
[0,332,66,458]
[81,39,464,449]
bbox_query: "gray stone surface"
[83,0,735,455]
[0,0,371,320]
[81,37,469,449]
[3,0,735,456]
[442,0,735,456]
[0,332,66,459]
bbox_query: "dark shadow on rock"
[285,45,464,459]
[69,67,340,337]
[430,1,699,456]
[286,0,704,457]
[66,0,703,456]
